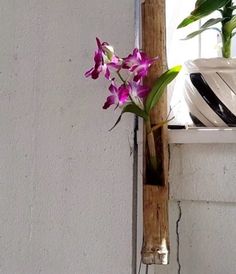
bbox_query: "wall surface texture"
[153,144,236,274]
[0,1,135,273]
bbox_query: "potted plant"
[177,0,236,127]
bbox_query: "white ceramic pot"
[182,58,236,127]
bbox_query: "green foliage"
[201,18,224,28]
[224,15,236,33]
[109,104,148,131]
[178,0,235,58]
[110,66,182,130]
[145,66,182,114]
[178,0,231,28]
[183,27,220,40]
[181,18,223,40]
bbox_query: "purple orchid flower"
[128,81,150,109]
[129,81,150,99]
[123,48,158,82]
[85,38,121,80]
[103,81,130,109]
[103,80,150,110]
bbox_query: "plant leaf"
[192,0,229,17]
[224,15,236,33]
[182,27,221,40]
[122,104,148,120]
[195,0,208,8]
[178,0,230,28]
[201,18,224,28]
[109,104,148,131]
[145,66,182,114]
[178,15,199,28]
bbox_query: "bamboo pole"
[141,0,170,265]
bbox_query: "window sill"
[168,127,236,144]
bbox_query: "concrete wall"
[0,1,135,273]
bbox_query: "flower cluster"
[85,38,157,110]
[85,38,181,176]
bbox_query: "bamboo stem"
[141,0,170,265]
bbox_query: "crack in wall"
[176,201,182,274]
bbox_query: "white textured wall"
[0,1,134,273]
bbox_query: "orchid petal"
[85,38,121,80]
[94,50,102,63]
[103,95,115,109]
[109,82,117,94]
[84,67,94,78]
[122,48,158,82]
[136,85,150,98]
[96,37,102,49]
[118,84,130,105]
[105,67,110,80]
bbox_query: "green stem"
[117,71,126,83]
[146,118,158,173]
[222,31,231,58]
[221,1,233,58]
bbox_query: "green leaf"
[109,104,148,131]
[192,0,230,16]
[201,18,224,28]
[178,15,199,28]
[178,0,230,28]
[224,15,236,33]
[195,0,208,8]
[145,66,182,114]
[122,104,148,120]
[182,27,221,40]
